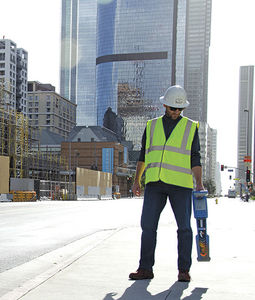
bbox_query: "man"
[129,85,204,282]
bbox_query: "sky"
[1,0,255,177]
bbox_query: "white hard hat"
[159,85,189,108]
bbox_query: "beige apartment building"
[28,81,76,139]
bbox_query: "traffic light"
[246,169,251,182]
[221,164,224,171]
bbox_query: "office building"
[61,0,212,152]
[198,122,207,180]
[28,81,76,139]
[198,122,218,193]
[215,162,222,195]
[183,0,212,122]
[207,125,217,184]
[96,0,212,149]
[237,65,254,182]
[0,39,28,114]
[96,0,187,150]
[60,0,97,126]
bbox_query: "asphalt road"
[1,195,253,276]
[1,196,254,299]
[0,198,147,273]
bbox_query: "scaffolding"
[0,110,69,198]
[0,80,72,199]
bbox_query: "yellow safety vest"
[145,116,199,189]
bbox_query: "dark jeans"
[139,182,193,272]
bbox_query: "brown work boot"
[129,268,154,280]
[178,270,191,282]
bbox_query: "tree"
[103,107,124,141]
[203,179,216,196]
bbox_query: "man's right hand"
[132,161,145,197]
[132,181,141,197]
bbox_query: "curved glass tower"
[60,0,211,150]
[96,0,185,149]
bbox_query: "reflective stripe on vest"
[145,116,198,188]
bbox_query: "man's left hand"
[196,183,204,191]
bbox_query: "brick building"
[61,126,132,197]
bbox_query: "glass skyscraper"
[60,0,97,126]
[237,66,254,183]
[60,0,211,150]
[96,0,186,149]
[183,0,212,123]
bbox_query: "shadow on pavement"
[103,280,208,300]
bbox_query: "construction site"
[0,106,73,200]
[0,80,72,201]
[0,79,132,201]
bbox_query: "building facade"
[198,122,218,193]
[96,0,211,149]
[0,39,28,114]
[28,81,76,139]
[207,125,217,185]
[61,126,131,197]
[60,0,213,167]
[60,0,97,126]
[198,122,207,181]
[183,0,211,123]
[237,65,254,182]
[96,0,186,150]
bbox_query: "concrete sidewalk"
[1,221,254,300]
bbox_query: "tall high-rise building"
[61,0,212,151]
[60,0,97,126]
[182,0,212,185]
[16,48,28,114]
[198,121,218,190]
[96,0,186,149]
[184,0,212,122]
[207,125,217,183]
[0,39,28,114]
[237,65,254,182]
